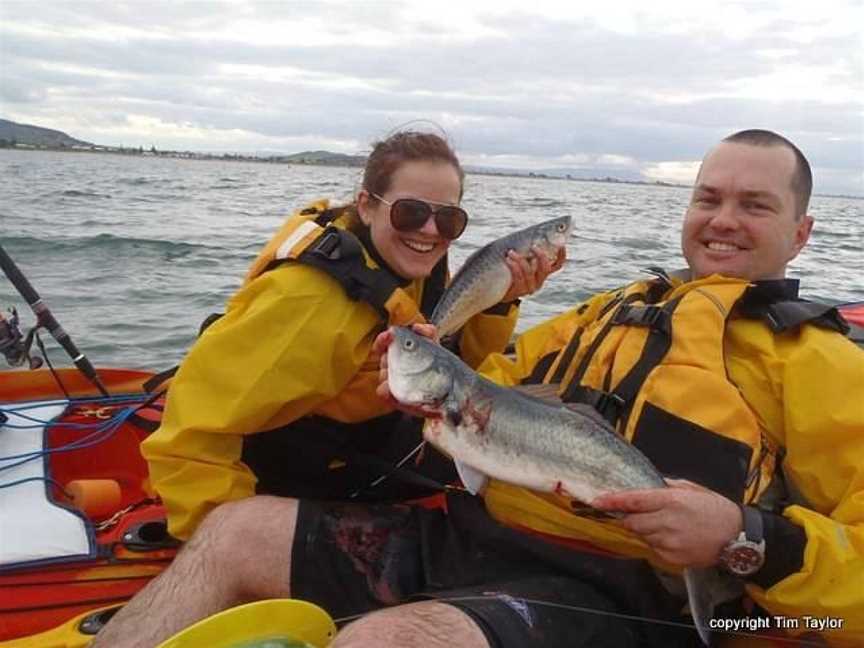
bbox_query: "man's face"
[682,142,813,280]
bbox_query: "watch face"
[723,543,764,576]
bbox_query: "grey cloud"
[1,2,861,193]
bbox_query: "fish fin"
[683,567,715,646]
[512,383,562,404]
[568,503,621,520]
[563,401,618,432]
[455,460,488,495]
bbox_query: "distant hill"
[273,150,366,167]
[0,118,93,148]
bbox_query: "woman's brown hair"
[343,130,464,230]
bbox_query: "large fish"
[387,326,721,645]
[430,215,572,337]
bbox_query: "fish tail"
[684,567,715,646]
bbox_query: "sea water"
[1,149,861,371]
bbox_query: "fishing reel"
[0,307,43,369]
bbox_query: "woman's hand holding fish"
[591,479,742,568]
[374,324,442,418]
[500,246,566,304]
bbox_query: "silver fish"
[387,326,720,645]
[431,215,572,337]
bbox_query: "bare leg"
[332,601,490,648]
[91,496,299,648]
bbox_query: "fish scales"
[431,215,572,337]
[388,326,724,645]
[425,359,665,503]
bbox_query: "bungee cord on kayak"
[0,395,151,481]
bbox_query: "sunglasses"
[370,193,468,240]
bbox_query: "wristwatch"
[719,505,766,577]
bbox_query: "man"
[351,130,863,647]
[95,131,863,648]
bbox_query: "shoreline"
[1,145,861,200]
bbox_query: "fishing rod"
[0,242,109,396]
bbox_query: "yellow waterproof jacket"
[478,273,864,643]
[142,201,519,540]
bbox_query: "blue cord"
[0,408,134,466]
[0,475,73,498]
[0,405,138,469]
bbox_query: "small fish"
[387,326,720,645]
[431,215,572,337]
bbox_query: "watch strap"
[741,505,764,543]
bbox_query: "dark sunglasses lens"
[389,199,468,240]
[435,207,468,240]
[390,199,431,232]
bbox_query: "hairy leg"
[332,601,490,648]
[91,496,299,648]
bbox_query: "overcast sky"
[1,0,862,194]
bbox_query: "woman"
[140,130,561,542]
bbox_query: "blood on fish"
[463,396,493,435]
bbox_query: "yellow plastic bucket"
[156,598,336,648]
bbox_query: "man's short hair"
[722,129,812,217]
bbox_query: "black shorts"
[290,492,702,648]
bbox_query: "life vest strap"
[763,301,850,334]
[562,295,680,428]
[736,281,851,335]
[296,227,403,319]
[564,385,626,426]
[611,304,672,334]
[565,292,646,393]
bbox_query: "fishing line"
[350,439,428,498]
[331,595,840,646]
[35,330,71,400]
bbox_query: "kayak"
[2,304,863,645]
[0,369,176,642]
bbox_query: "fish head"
[531,215,572,260]
[387,327,453,409]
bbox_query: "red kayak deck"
[0,368,177,641]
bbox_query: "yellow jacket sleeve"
[727,322,864,642]
[141,263,381,540]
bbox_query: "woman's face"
[358,160,462,280]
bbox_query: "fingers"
[372,329,393,355]
[600,487,743,568]
[500,246,567,303]
[501,249,537,303]
[591,488,671,513]
[664,478,709,492]
[507,250,535,288]
[411,322,439,342]
[534,249,551,283]
[375,380,397,406]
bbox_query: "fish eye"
[404,339,415,350]
[557,222,566,232]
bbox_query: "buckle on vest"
[566,385,626,426]
[613,304,665,326]
[310,231,342,260]
[594,391,625,422]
